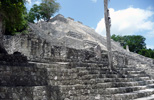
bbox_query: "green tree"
[111,34,146,53]
[40,0,60,21]
[0,0,27,34]
[123,35,146,53]
[139,49,154,59]
[0,0,27,53]
[27,0,60,22]
[111,34,124,46]
[27,4,41,23]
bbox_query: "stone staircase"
[0,62,61,100]
[2,14,154,100]
[1,53,154,100]
[30,59,154,100]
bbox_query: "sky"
[26,0,154,49]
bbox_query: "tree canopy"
[0,0,60,34]
[138,49,154,59]
[0,0,60,53]
[27,4,41,23]
[111,34,146,53]
[0,0,27,34]
[111,34,154,59]
[27,0,60,23]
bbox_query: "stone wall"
[0,60,61,100]
[3,34,60,60]
[3,33,153,69]
[0,86,61,100]
[3,34,108,63]
[0,63,47,86]
[0,53,27,64]
[112,52,128,67]
[113,51,154,66]
[112,51,154,79]
[58,36,84,49]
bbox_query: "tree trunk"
[0,14,7,54]
[104,0,113,70]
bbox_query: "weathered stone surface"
[3,14,154,66]
[0,64,47,86]
[1,14,154,100]
[0,86,61,100]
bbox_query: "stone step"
[75,67,111,72]
[69,62,107,67]
[45,62,152,80]
[124,70,145,74]
[47,76,154,85]
[59,81,154,92]
[47,71,152,81]
[64,86,147,96]
[80,73,127,79]
[116,67,140,71]
[94,82,152,89]
[138,77,152,80]
[47,69,85,76]
[112,88,154,100]
[46,66,111,74]
[46,67,77,72]
[47,74,78,81]
[61,85,154,99]
[110,81,154,88]
[88,70,117,74]
[104,86,146,94]
[66,91,154,100]
[134,94,154,100]
[125,74,150,78]
[147,83,154,88]
[35,62,149,77]
[80,73,150,79]
[31,61,108,69]
[48,78,154,86]
[95,77,152,83]
[29,62,71,69]
[62,94,112,100]
[48,79,81,86]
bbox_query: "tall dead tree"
[104,0,113,70]
[0,14,7,54]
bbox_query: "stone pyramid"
[0,14,154,100]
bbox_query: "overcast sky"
[26,0,154,49]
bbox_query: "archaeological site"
[1,14,154,100]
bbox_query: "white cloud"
[26,0,31,4]
[91,0,97,3]
[95,7,154,36]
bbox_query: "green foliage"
[138,49,154,59]
[27,4,41,23]
[27,0,60,22]
[0,0,28,34]
[111,34,124,46]
[111,34,154,59]
[123,35,146,53]
[41,0,60,21]
[111,34,146,53]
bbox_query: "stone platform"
[0,52,154,100]
[1,14,154,100]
